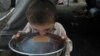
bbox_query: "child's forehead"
[29,20,55,25]
[33,23,54,26]
[31,23,54,28]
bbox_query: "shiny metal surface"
[8,33,65,56]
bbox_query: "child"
[15,0,73,56]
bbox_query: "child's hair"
[26,0,56,25]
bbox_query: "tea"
[32,36,49,42]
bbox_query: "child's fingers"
[12,33,21,39]
[16,32,21,37]
[61,36,65,39]
[14,33,22,43]
[15,31,26,38]
[61,35,67,43]
[11,31,27,43]
[13,32,22,42]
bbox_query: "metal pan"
[8,33,66,56]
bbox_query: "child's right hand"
[13,31,26,43]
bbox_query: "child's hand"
[13,31,26,43]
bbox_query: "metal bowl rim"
[8,37,65,56]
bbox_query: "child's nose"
[39,31,46,36]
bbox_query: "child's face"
[31,23,54,36]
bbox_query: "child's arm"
[54,22,73,56]
[66,37,73,56]
[12,22,32,42]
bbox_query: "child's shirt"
[22,22,73,56]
